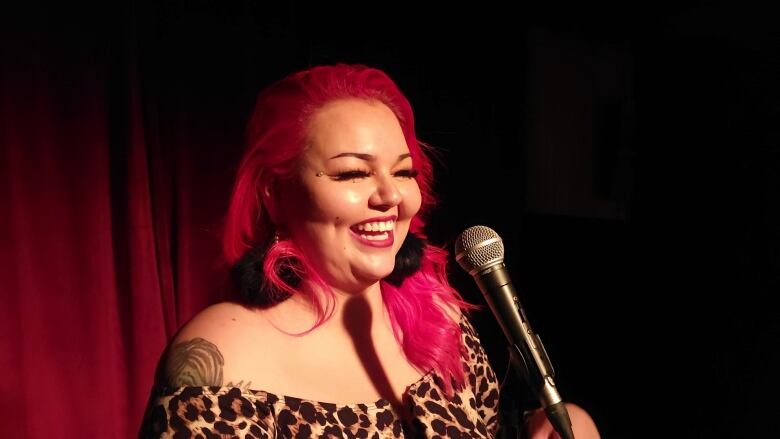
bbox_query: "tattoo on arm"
[166,337,224,387]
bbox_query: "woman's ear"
[260,178,282,225]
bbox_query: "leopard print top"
[140,315,499,438]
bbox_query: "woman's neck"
[264,281,393,336]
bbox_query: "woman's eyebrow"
[328,152,412,163]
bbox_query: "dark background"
[3,1,777,437]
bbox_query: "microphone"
[455,225,574,439]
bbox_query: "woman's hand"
[526,403,600,439]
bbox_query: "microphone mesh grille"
[455,225,505,273]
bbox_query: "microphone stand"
[477,266,575,439]
[497,352,530,439]
[498,348,573,439]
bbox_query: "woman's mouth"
[350,218,395,248]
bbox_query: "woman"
[140,64,598,438]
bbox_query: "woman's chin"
[352,266,395,287]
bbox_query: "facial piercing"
[315,171,325,177]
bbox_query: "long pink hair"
[223,64,473,394]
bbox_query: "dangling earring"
[272,231,281,245]
[385,233,425,286]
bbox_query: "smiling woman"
[283,99,422,292]
[138,64,598,438]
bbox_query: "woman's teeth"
[355,220,394,232]
[360,232,389,241]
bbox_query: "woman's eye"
[331,170,372,181]
[329,169,418,181]
[394,169,419,179]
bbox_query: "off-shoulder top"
[139,315,500,438]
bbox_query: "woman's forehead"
[304,99,410,159]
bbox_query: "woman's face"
[280,99,422,293]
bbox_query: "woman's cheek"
[403,183,422,218]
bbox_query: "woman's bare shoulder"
[163,302,272,388]
[171,302,256,343]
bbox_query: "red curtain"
[0,5,237,437]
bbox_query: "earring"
[385,233,425,286]
[272,231,280,245]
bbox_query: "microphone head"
[454,225,505,275]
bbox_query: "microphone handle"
[474,263,575,439]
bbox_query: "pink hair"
[222,64,474,394]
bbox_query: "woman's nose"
[369,173,402,210]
